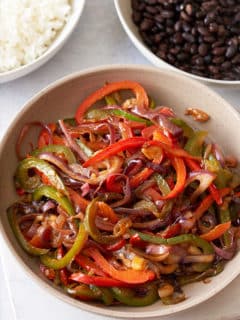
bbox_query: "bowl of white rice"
[0,0,85,83]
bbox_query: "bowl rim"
[114,0,240,86]
[0,64,240,318]
[0,0,86,83]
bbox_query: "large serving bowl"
[0,65,239,318]
[114,0,240,85]
[0,0,85,83]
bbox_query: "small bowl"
[0,0,85,83]
[114,0,240,85]
[0,65,240,318]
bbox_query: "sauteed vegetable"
[8,80,240,306]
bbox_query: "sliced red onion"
[95,216,114,231]
[38,152,89,182]
[123,159,144,176]
[132,104,182,138]
[186,170,217,202]
[58,120,88,162]
[81,183,90,197]
[182,254,214,263]
[146,161,167,174]
[41,200,56,212]
[132,218,169,230]
[212,243,236,260]
[110,176,131,208]
[212,143,225,167]
[146,244,169,256]
[16,121,53,160]
[114,207,153,218]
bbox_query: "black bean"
[198,26,210,36]
[161,10,174,18]
[182,32,195,43]
[212,46,226,56]
[132,0,240,80]
[177,52,189,62]
[225,44,237,59]
[198,43,209,56]
[140,19,154,31]
[212,56,225,64]
[209,22,218,33]
[221,61,232,70]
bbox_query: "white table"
[0,1,240,320]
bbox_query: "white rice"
[0,0,71,72]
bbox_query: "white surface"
[0,1,240,320]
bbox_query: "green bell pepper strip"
[149,96,156,109]
[130,230,214,272]
[154,174,173,218]
[40,223,87,269]
[63,118,77,126]
[91,285,114,305]
[204,155,232,189]
[171,118,194,138]
[105,95,117,105]
[86,108,152,125]
[177,261,224,286]
[130,230,213,251]
[7,207,49,256]
[76,139,93,157]
[184,131,208,157]
[111,284,158,306]
[33,185,75,216]
[66,284,102,301]
[15,157,66,194]
[84,198,119,244]
[31,144,76,164]
[218,204,232,248]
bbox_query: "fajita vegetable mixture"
[8,81,240,306]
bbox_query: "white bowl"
[0,65,240,318]
[0,0,85,84]
[114,0,240,85]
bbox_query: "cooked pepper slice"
[70,272,131,287]
[83,137,147,168]
[7,207,49,256]
[83,198,119,244]
[85,247,155,284]
[86,108,152,125]
[171,118,194,138]
[111,284,158,306]
[184,131,208,157]
[75,80,149,123]
[130,230,213,252]
[33,185,75,216]
[158,157,186,200]
[31,144,76,164]
[15,157,66,194]
[40,224,87,269]
[200,221,231,241]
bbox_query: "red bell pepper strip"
[97,201,119,223]
[130,168,154,188]
[106,174,124,193]
[67,187,89,213]
[161,223,181,239]
[200,221,231,241]
[158,157,186,200]
[70,272,131,287]
[75,80,149,123]
[75,254,106,276]
[103,239,126,252]
[193,187,231,220]
[84,247,155,284]
[57,246,69,286]
[185,158,222,205]
[147,140,200,160]
[83,137,147,167]
[129,234,147,248]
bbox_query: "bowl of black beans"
[115,0,240,84]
